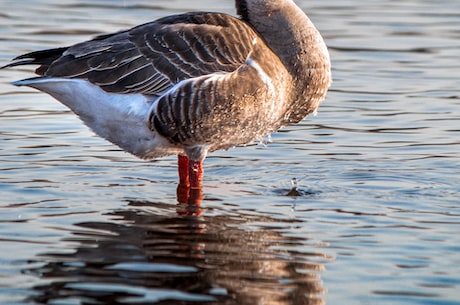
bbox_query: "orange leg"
[178,154,190,187]
[188,159,203,189]
[176,155,203,215]
[178,154,204,189]
[178,155,204,188]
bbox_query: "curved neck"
[236,0,331,81]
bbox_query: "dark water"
[1,0,459,304]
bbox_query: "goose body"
[4,0,331,189]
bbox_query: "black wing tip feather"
[2,47,69,72]
[13,47,68,61]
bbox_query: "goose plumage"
[4,0,331,189]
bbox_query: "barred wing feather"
[19,12,260,97]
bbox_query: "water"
[1,0,459,304]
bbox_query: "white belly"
[13,77,181,159]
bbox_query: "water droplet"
[291,177,298,188]
[287,178,301,196]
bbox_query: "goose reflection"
[26,200,329,305]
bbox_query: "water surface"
[1,0,460,304]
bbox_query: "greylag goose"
[4,0,331,189]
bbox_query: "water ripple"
[22,201,330,305]
[1,0,460,304]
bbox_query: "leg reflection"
[176,183,204,216]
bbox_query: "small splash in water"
[287,177,302,196]
[280,177,316,197]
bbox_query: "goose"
[3,0,331,190]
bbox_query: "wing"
[8,12,259,96]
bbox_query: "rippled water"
[1,0,460,304]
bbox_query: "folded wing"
[9,12,260,97]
